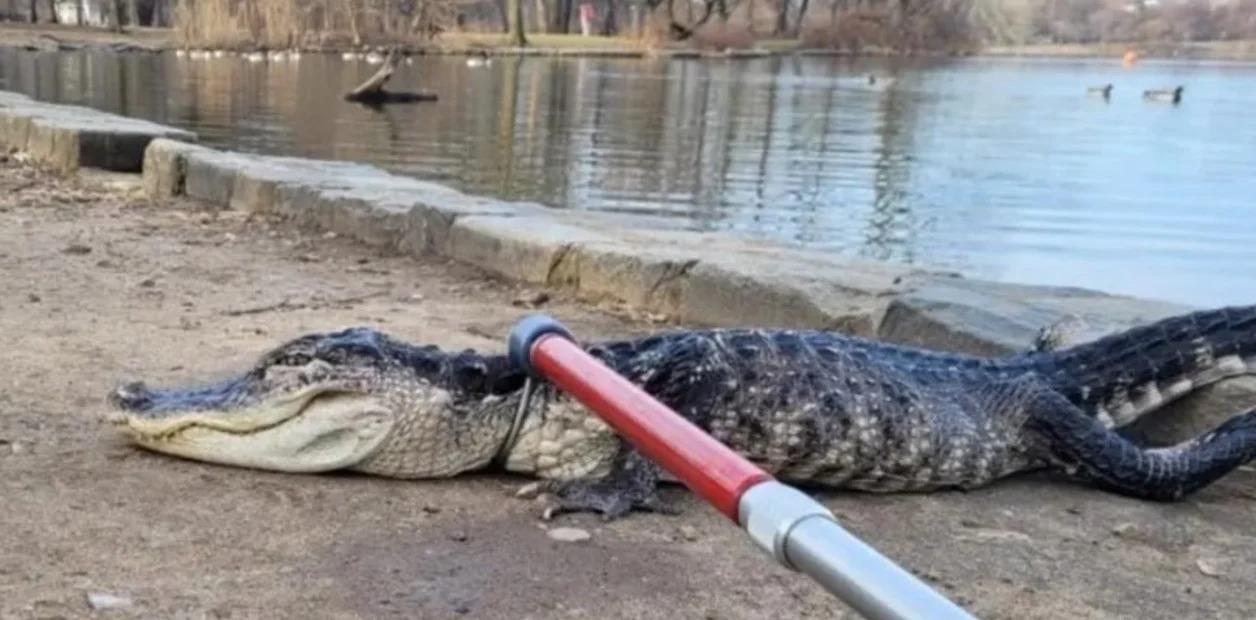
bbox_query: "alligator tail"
[1028,389,1256,501]
[1038,304,1256,427]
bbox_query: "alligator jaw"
[105,382,316,437]
[104,379,397,474]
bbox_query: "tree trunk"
[793,0,809,36]
[496,0,509,33]
[344,0,362,46]
[509,0,527,45]
[534,0,548,32]
[110,0,124,31]
[891,0,906,29]
[553,0,573,33]
[126,0,138,26]
[774,0,789,35]
[600,0,617,35]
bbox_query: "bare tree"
[509,0,527,44]
[110,0,124,30]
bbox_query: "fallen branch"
[221,291,389,316]
[343,48,439,106]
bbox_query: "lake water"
[1,48,1254,308]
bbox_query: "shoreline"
[4,23,1256,61]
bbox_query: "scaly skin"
[104,304,1256,520]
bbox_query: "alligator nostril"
[108,381,151,410]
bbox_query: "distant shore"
[979,39,1256,62]
[3,22,1255,62]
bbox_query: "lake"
[1,47,1253,308]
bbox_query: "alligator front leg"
[528,445,683,521]
[521,332,729,521]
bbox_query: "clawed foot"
[513,447,685,521]
[515,478,683,522]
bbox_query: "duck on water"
[1143,85,1184,104]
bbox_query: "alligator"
[103,304,1256,520]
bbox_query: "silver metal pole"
[739,481,977,620]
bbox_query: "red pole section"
[523,332,772,521]
[508,316,979,620]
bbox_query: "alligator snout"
[108,381,153,412]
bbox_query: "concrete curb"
[0,88,1246,444]
[141,137,956,340]
[0,91,197,173]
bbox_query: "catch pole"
[507,315,978,620]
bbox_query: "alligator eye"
[276,353,313,367]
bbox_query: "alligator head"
[104,327,526,477]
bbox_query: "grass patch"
[436,32,641,50]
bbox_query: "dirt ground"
[0,154,1253,620]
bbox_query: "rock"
[1196,557,1225,577]
[183,150,254,208]
[677,525,699,541]
[86,592,133,610]
[62,243,92,255]
[546,527,592,543]
[878,277,1190,356]
[678,237,933,334]
[561,236,702,316]
[447,215,610,286]
[512,290,550,308]
[140,138,210,198]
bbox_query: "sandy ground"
[0,154,1254,620]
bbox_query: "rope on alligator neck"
[494,377,536,468]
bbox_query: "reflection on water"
[1,49,1254,308]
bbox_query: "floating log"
[344,90,439,105]
[342,49,438,105]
